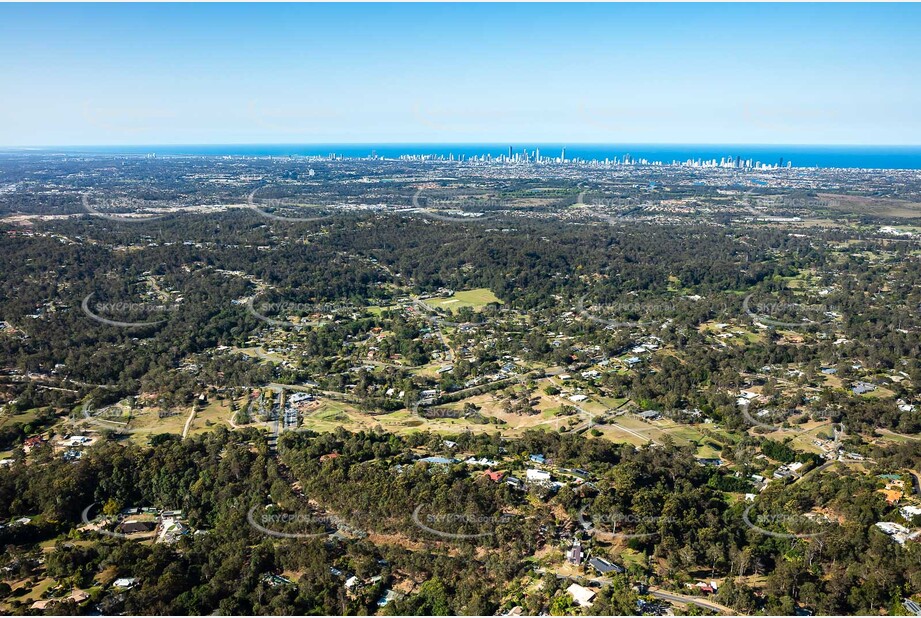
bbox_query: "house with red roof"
[484,469,505,483]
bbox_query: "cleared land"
[819,193,921,219]
[422,288,502,313]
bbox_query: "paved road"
[272,389,282,438]
[648,587,733,614]
[535,568,731,614]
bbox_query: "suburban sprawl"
[2,150,921,615]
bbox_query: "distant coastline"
[5,143,921,170]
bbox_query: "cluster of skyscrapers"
[393,148,794,170]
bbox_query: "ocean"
[8,144,921,170]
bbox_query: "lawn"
[0,408,41,428]
[662,424,709,446]
[596,396,629,410]
[595,424,651,446]
[694,441,723,459]
[409,361,447,378]
[123,406,190,443]
[598,415,723,451]
[188,399,234,435]
[423,288,502,313]
[7,575,57,604]
[298,400,372,433]
[370,393,577,437]
[760,420,833,454]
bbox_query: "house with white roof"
[567,583,596,608]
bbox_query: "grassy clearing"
[7,576,57,604]
[298,400,369,433]
[423,288,502,313]
[819,193,921,219]
[759,420,833,454]
[233,346,289,363]
[188,399,234,435]
[0,408,41,429]
[595,425,650,446]
[122,406,190,444]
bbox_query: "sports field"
[423,288,502,313]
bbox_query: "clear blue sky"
[1,3,920,146]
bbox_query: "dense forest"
[1,428,920,615]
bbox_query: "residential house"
[875,522,920,545]
[418,456,457,465]
[589,557,625,575]
[903,599,921,616]
[117,520,156,535]
[567,540,583,565]
[377,589,399,607]
[566,583,596,608]
[483,469,505,483]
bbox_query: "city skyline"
[2,3,921,146]
[13,143,921,170]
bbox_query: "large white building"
[525,469,551,484]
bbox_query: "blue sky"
[1,3,920,146]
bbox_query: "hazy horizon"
[9,142,921,170]
[7,142,921,149]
